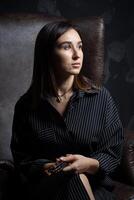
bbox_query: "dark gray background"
[0,0,134,159]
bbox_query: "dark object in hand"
[48,161,68,175]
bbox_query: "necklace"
[56,88,73,103]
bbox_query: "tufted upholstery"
[0,13,134,200]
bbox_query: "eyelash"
[63,44,83,50]
[79,45,83,49]
[63,45,70,50]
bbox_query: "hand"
[43,162,56,176]
[43,161,68,176]
[58,154,99,175]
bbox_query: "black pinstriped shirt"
[11,86,124,183]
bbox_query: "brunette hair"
[27,20,95,107]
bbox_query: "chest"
[27,97,105,148]
[49,100,68,116]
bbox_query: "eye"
[62,44,71,50]
[78,44,83,49]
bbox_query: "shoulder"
[97,86,112,98]
[86,86,112,101]
[14,92,32,113]
[98,87,119,114]
[97,86,116,107]
[84,86,117,110]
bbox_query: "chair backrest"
[0,13,104,160]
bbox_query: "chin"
[70,69,81,75]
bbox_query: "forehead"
[56,28,82,43]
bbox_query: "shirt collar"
[41,84,101,103]
[75,84,101,99]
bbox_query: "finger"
[60,155,76,162]
[66,154,73,156]
[43,162,55,170]
[62,165,73,172]
[56,156,66,162]
[62,162,76,172]
[44,162,56,176]
[44,169,52,176]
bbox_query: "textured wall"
[0,14,63,160]
[0,0,134,160]
[0,16,39,159]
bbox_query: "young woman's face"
[53,28,83,77]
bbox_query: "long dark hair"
[26,20,95,107]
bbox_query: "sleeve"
[91,92,124,177]
[10,101,52,180]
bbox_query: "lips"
[72,63,80,65]
[72,63,81,67]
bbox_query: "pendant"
[56,96,62,103]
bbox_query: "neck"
[56,75,74,95]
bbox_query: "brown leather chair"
[0,13,134,200]
[113,129,134,200]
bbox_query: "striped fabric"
[10,86,124,200]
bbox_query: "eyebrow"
[56,41,82,46]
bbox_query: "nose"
[72,47,80,60]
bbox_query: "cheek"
[54,52,71,64]
[81,51,84,60]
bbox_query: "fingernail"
[60,157,65,161]
[63,167,68,171]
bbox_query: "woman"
[11,20,124,200]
